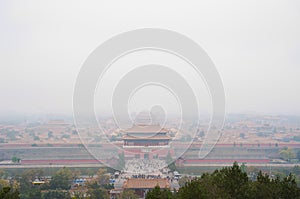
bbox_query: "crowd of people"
[123,159,167,174]
[131,174,162,179]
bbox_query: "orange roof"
[123,179,170,189]
[124,125,169,133]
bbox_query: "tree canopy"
[147,162,300,199]
[50,167,73,190]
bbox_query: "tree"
[0,187,20,199]
[240,163,247,173]
[0,179,10,190]
[213,162,249,199]
[19,169,43,191]
[280,173,300,198]
[18,169,43,199]
[176,178,214,199]
[247,171,281,199]
[0,169,8,179]
[86,168,95,178]
[174,163,300,199]
[85,169,110,199]
[33,136,40,141]
[176,162,248,199]
[87,185,108,199]
[47,131,53,138]
[121,189,139,199]
[61,134,70,139]
[43,190,71,199]
[178,176,190,187]
[244,171,300,199]
[50,167,73,190]
[11,156,21,163]
[145,186,173,199]
[279,147,296,161]
[19,188,41,199]
[72,170,81,180]
[95,169,109,186]
[72,190,85,199]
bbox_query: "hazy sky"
[0,0,299,116]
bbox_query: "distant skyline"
[0,1,300,116]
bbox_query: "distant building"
[122,124,171,159]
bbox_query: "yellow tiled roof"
[123,179,170,189]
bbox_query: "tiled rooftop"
[123,178,170,189]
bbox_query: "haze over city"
[1,1,300,199]
[1,0,300,116]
